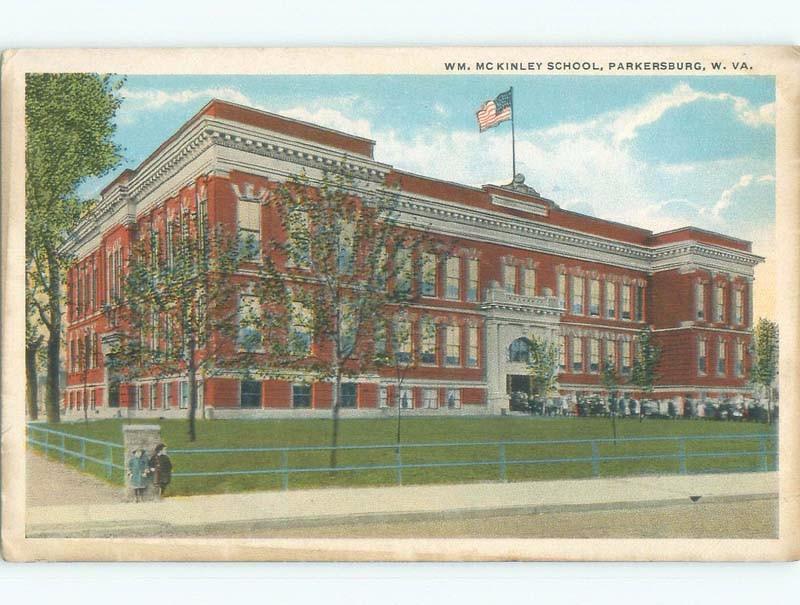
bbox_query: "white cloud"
[536,83,774,149]
[122,87,264,110]
[700,172,775,219]
[281,106,373,139]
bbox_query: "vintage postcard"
[1,47,798,561]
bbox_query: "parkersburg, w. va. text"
[444,60,753,72]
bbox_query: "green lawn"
[28,416,778,496]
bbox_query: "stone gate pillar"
[122,424,162,502]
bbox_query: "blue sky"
[79,74,776,316]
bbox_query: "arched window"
[509,337,532,363]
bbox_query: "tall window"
[589,338,600,373]
[717,340,727,375]
[445,389,461,409]
[337,220,355,273]
[240,380,261,408]
[423,388,438,409]
[163,383,171,409]
[734,289,744,325]
[605,281,616,318]
[467,326,479,367]
[571,336,583,373]
[606,339,617,369]
[635,285,644,321]
[288,209,310,266]
[421,252,437,297]
[166,220,174,268]
[715,283,725,322]
[698,339,707,374]
[340,383,357,408]
[446,256,461,300]
[736,341,745,377]
[374,318,387,355]
[695,282,706,320]
[237,294,261,350]
[149,383,157,410]
[558,273,567,309]
[394,246,412,297]
[467,258,479,301]
[445,325,461,366]
[559,337,567,371]
[290,302,312,355]
[621,284,631,320]
[523,267,536,298]
[571,276,584,315]
[622,341,632,375]
[503,264,517,294]
[292,384,311,408]
[180,381,189,409]
[399,387,413,409]
[393,317,412,364]
[420,317,437,364]
[589,279,600,316]
[237,198,261,259]
[379,386,388,408]
[197,196,208,250]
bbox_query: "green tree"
[526,335,560,413]
[631,326,661,404]
[254,169,427,467]
[26,73,124,422]
[107,216,244,441]
[750,317,778,424]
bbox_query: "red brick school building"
[62,100,763,418]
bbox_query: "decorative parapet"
[480,287,564,318]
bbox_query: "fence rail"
[170,432,778,490]
[27,424,125,479]
[27,424,778,492]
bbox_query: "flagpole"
[510,86,516,180]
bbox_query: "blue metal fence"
[168,432,778,490]
[27,424,777,492]
[27,424,125,479]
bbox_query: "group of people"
[127,443,173,502]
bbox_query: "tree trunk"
[329,369,341,468]
[766,385,773,425]
[44,247,62,423]
[26,339,41,421]
[188,339,198,442]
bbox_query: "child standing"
[127,448,149,502]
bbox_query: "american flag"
[476,89,513,132]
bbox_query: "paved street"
[26,448,779,539]
[223,497,778,539]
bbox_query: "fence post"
[106,444,113,479]
[591,441,600,477]
[759,435,768,472]
[60,433,65,462]
[395,446,403,486]
[281,449,289,491]
[498,443,507,482]
[678,438,687,475]
[80,438,87,470]
[44,430,49,458]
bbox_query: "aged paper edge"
[2,46,799,561]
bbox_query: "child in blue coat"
[127,448,149,502]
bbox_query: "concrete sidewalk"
[26,471,778,538]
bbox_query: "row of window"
[68,331,100,373]
[128,381,196,410]
[65,389,97,410]
[697,339,746,377]
[695,282,746,325]
[556,336,635,375]
[558,274,644,321]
